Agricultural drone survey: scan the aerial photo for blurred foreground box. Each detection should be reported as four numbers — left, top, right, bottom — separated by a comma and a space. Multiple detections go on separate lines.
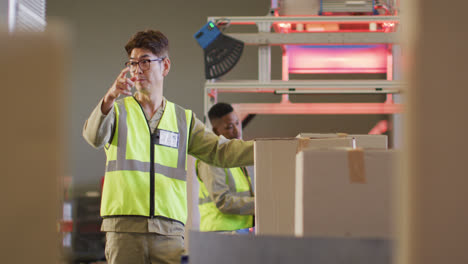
0, 26, 68, 263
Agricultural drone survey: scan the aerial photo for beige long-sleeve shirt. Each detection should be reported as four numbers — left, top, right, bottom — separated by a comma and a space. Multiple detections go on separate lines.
83, 96, 254, 236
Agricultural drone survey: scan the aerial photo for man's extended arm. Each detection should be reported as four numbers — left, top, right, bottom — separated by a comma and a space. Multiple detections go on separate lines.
188, 114, 253, 168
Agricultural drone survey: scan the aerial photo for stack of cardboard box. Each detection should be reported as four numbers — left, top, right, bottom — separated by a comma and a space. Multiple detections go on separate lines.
188, 134, 396, 264
254, 134, 398, 238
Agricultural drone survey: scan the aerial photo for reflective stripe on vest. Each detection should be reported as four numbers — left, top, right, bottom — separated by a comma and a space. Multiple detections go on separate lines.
197, 162, 254, 231
101, 97, 192, 224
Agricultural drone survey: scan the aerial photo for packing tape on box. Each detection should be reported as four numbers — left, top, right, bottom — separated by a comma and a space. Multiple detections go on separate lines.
296, 138, 311, 153
347, 148, 366, 184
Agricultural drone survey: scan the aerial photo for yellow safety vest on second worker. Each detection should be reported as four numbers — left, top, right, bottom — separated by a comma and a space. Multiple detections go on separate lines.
101, 96, 192, 225
197, 161, 254, 231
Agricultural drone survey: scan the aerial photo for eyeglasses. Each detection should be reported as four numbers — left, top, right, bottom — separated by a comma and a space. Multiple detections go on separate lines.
125, 57, 166, 72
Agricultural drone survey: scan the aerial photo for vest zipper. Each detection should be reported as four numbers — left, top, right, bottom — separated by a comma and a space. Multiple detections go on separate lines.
241, 167, 255, 227
241, 167, 254, 197
150, 134, 155, 218
133, 97, 156, 218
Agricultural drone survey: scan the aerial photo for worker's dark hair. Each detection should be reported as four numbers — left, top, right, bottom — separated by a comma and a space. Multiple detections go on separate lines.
125, 29, 169, 57
208, 102, 233, 122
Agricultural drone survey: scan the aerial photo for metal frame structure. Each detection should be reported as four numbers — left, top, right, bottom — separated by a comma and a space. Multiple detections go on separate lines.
203, 15, 403, 134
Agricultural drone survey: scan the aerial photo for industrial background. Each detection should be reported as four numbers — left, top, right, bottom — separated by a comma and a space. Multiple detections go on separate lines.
47, 0, 388, 196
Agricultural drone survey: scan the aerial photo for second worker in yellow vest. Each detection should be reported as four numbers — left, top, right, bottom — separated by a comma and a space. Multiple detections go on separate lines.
196, 103, 255, 232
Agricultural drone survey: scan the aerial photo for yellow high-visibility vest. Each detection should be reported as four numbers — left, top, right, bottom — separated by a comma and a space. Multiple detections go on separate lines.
197, 161, 254, 231
101, 97, 192, 225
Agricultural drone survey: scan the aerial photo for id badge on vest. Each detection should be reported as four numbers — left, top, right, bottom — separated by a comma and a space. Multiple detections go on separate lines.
156, 129, 180, 149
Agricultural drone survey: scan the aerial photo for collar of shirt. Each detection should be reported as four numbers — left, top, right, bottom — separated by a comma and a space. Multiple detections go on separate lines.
147, 97, 166, 133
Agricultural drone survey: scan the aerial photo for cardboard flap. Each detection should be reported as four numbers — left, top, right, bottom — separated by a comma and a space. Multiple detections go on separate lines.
296, 133, 348, 139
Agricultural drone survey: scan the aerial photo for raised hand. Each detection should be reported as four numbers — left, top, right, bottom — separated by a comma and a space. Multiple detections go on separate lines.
101, 68, 137, 115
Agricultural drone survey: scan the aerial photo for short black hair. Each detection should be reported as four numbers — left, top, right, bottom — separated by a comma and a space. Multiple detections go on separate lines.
125, 29, 169, 57
208, 102, 233, 122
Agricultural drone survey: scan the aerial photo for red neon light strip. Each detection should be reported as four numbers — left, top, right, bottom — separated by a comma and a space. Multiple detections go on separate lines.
287, 45, 388, 74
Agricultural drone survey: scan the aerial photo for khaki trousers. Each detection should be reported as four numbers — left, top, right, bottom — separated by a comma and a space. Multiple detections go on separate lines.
105, 232, 184, 264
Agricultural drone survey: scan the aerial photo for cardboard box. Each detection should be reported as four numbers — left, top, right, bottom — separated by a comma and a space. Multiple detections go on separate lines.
0, 27, 67, 263
278, 0, 320, 16
400, 1, 468, 263
297, 133, 388, 149
295, 148, 399, 238
254, 137, 354, 236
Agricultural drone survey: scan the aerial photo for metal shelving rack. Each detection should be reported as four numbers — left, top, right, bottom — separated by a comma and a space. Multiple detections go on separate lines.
203, 14, 403, 138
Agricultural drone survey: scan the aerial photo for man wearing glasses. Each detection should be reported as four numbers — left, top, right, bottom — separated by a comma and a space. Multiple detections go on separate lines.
83, 30, 253, 264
